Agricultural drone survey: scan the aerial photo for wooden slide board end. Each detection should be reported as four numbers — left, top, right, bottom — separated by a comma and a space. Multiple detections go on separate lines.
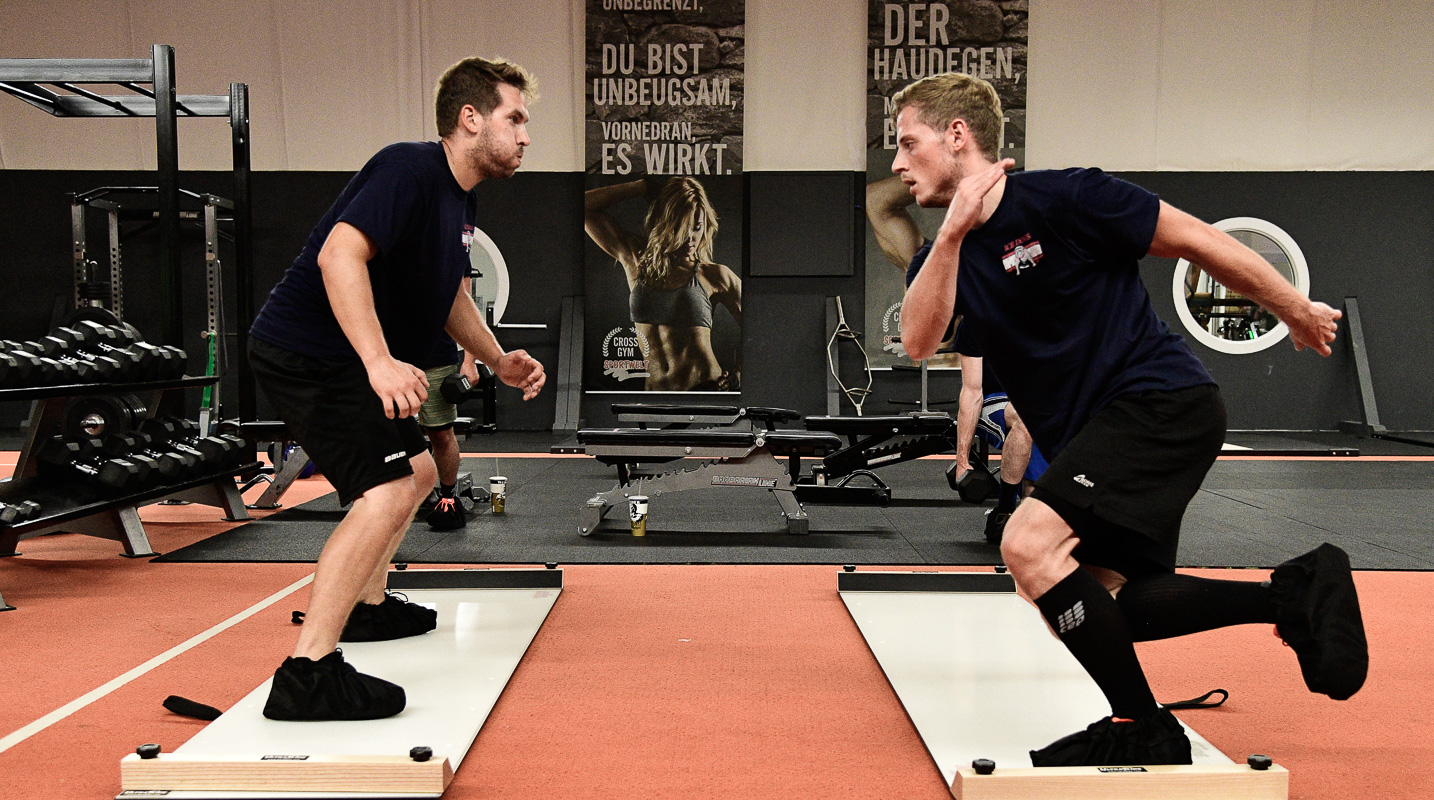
953, 762, 1288, 800
120, 752, 454, 793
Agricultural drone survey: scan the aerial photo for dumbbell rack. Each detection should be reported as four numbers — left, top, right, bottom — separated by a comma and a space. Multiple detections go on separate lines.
0, 376, 259, 611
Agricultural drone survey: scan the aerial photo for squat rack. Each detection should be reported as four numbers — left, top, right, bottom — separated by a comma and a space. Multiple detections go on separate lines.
0, 44, 256, 420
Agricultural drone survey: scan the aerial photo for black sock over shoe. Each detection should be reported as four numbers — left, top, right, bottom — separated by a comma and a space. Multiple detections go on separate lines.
996, 479, 1021, 513
1034, 568, 1158, 719
438, 482, 456, 498
1117, 573, 1276, 642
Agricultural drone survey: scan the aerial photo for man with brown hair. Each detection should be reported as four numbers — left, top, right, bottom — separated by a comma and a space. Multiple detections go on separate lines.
895, 71, 1366, 765
248, 56, 545, 721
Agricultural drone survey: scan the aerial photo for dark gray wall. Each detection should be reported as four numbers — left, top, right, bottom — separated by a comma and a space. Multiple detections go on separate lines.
1, 169, 1429, 431
1122, 171, 1434, 431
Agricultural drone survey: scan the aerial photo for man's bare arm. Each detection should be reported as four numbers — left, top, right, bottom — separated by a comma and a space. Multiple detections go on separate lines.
318, 222, 428, 419
953, 353, 983, 472
446, 285, 545, 400
1149, 202, 1340, 355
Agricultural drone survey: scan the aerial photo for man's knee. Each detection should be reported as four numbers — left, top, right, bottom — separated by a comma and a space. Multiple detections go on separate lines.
409, 450, 438, 493
999, 499, 1077, 583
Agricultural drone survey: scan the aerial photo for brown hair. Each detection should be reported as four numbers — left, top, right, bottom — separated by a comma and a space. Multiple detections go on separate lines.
890, 72, 1002, 161
435, 57, 537, 137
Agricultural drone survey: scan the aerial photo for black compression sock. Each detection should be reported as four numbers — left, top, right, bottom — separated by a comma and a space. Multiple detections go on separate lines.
1034, 569, 1158, 719
438, 482, 456, 499
1117, 573, 1276, 642
996, 479, 1022, 512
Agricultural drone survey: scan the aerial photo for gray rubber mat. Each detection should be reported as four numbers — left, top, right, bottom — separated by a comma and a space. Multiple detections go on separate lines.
156, 457, 1434, 569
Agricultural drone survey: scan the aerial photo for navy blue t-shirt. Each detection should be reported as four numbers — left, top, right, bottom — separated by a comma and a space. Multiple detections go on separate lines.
420, 333, 461, 370
905, 168, 1213, 458
250, 141, 477, 365
950, 318, 1004, 396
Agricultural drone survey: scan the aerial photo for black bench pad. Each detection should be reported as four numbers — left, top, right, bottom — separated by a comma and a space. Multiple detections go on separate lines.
803, 414, 953, 435
764, 431, 844, 457
611, 403, 740, 417
577, 429, 755, 448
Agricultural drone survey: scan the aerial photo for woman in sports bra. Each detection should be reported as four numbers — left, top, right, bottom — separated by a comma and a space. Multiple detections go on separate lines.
585, 176, 742, 391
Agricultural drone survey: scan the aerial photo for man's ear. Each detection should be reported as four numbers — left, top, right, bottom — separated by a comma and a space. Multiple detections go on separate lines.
947, 118, 967, 150
462, 104, 484, 135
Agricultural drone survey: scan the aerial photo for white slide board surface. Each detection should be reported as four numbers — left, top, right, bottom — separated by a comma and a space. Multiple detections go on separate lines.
121, 577, 559, 799
841, 575, 1230, 785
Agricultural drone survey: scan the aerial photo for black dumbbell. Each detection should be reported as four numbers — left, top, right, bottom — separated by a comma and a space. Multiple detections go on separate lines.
946, 461, 998, 503
0, 352, 24, 389
0, 500, 41, 525
36, 436, 151, 492
5, 348, 63, 386
103, 432, 196, 484
141, 419, 243, 471
440, 372, 477, 404
71, 320, 139, 349
132, 342, 188, 380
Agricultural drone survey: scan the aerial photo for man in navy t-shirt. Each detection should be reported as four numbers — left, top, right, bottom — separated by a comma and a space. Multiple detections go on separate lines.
247, 57, 545, 722
892, 72, 1365, 765
867, 176, 1040, 544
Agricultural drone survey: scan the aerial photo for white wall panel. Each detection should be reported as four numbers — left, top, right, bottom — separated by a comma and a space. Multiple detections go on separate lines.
1024, 0, 1162, 170
745, 0, 866, 170
0, 0, 1430, 172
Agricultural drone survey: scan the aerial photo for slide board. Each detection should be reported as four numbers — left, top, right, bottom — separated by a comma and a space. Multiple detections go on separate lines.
119, 569, 561, 799
837, 571, 1258, 790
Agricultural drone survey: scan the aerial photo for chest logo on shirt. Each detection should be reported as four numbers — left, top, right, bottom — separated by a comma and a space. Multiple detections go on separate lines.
1002, 233, 1044, 275
462, 224, 475, 253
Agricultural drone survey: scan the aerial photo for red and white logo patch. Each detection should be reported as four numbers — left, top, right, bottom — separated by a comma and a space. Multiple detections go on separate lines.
1002, 233, 1043, 275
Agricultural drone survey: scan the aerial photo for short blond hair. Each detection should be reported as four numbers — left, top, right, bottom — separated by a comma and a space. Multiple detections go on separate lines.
435, 56, 538, 137
890, 72, 1002, 161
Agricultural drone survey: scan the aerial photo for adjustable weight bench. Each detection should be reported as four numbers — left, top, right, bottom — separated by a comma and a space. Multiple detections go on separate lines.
803, 411, 994, 498
575, 427, 843, 535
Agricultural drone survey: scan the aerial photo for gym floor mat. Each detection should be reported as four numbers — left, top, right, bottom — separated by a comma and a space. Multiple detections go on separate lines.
155, 456, 1434, 570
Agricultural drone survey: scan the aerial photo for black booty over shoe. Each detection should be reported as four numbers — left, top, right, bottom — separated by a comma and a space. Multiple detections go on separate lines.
262, 650, 405, 721
1270, 542, 1368, 700
1030, 709, 1192, 767
340, 592, 438, 643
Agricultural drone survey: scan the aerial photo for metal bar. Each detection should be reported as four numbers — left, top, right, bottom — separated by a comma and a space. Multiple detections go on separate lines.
552, 296, 584, 432
204, 199, 222, 420
826, 297, 841, 416
153, 45, 182, 350
0, 81, 60, 110
70, 198, 87, 312
0, 58, 155, 83
232, 83, 256, 422
44, 94, 230, 117
51, 82, 129, 112
1343, 297, 1383, 430
118, 80, 155, 98
107, 206, 124, 319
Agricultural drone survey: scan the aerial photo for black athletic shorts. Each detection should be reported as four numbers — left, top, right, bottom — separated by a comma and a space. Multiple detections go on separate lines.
249, 338, 429, 507
1030, 384, 1225, 578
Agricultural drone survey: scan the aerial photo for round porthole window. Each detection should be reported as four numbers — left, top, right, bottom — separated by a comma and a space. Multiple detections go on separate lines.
468, 227, 510, 325
1172, 217, 1309, 354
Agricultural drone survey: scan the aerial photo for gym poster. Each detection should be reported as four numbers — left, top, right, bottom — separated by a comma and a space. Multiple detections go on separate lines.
583, 0, 745, 393
864, 0, 1029, 369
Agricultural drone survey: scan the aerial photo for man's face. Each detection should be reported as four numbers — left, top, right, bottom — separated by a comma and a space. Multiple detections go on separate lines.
471, 83, 530, 179
891, 106, 959, 207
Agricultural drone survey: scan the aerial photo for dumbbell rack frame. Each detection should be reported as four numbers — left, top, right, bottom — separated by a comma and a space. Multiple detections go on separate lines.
0, 376, 258, 611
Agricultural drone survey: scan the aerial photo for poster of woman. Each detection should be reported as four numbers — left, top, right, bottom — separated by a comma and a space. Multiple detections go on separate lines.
584, 175, 742, 391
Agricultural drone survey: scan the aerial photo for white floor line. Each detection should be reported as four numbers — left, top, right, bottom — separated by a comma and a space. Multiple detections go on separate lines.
0, 573, 314, 754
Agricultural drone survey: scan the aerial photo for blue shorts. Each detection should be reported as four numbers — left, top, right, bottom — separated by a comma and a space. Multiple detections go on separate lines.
978, 393, 1048, 482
